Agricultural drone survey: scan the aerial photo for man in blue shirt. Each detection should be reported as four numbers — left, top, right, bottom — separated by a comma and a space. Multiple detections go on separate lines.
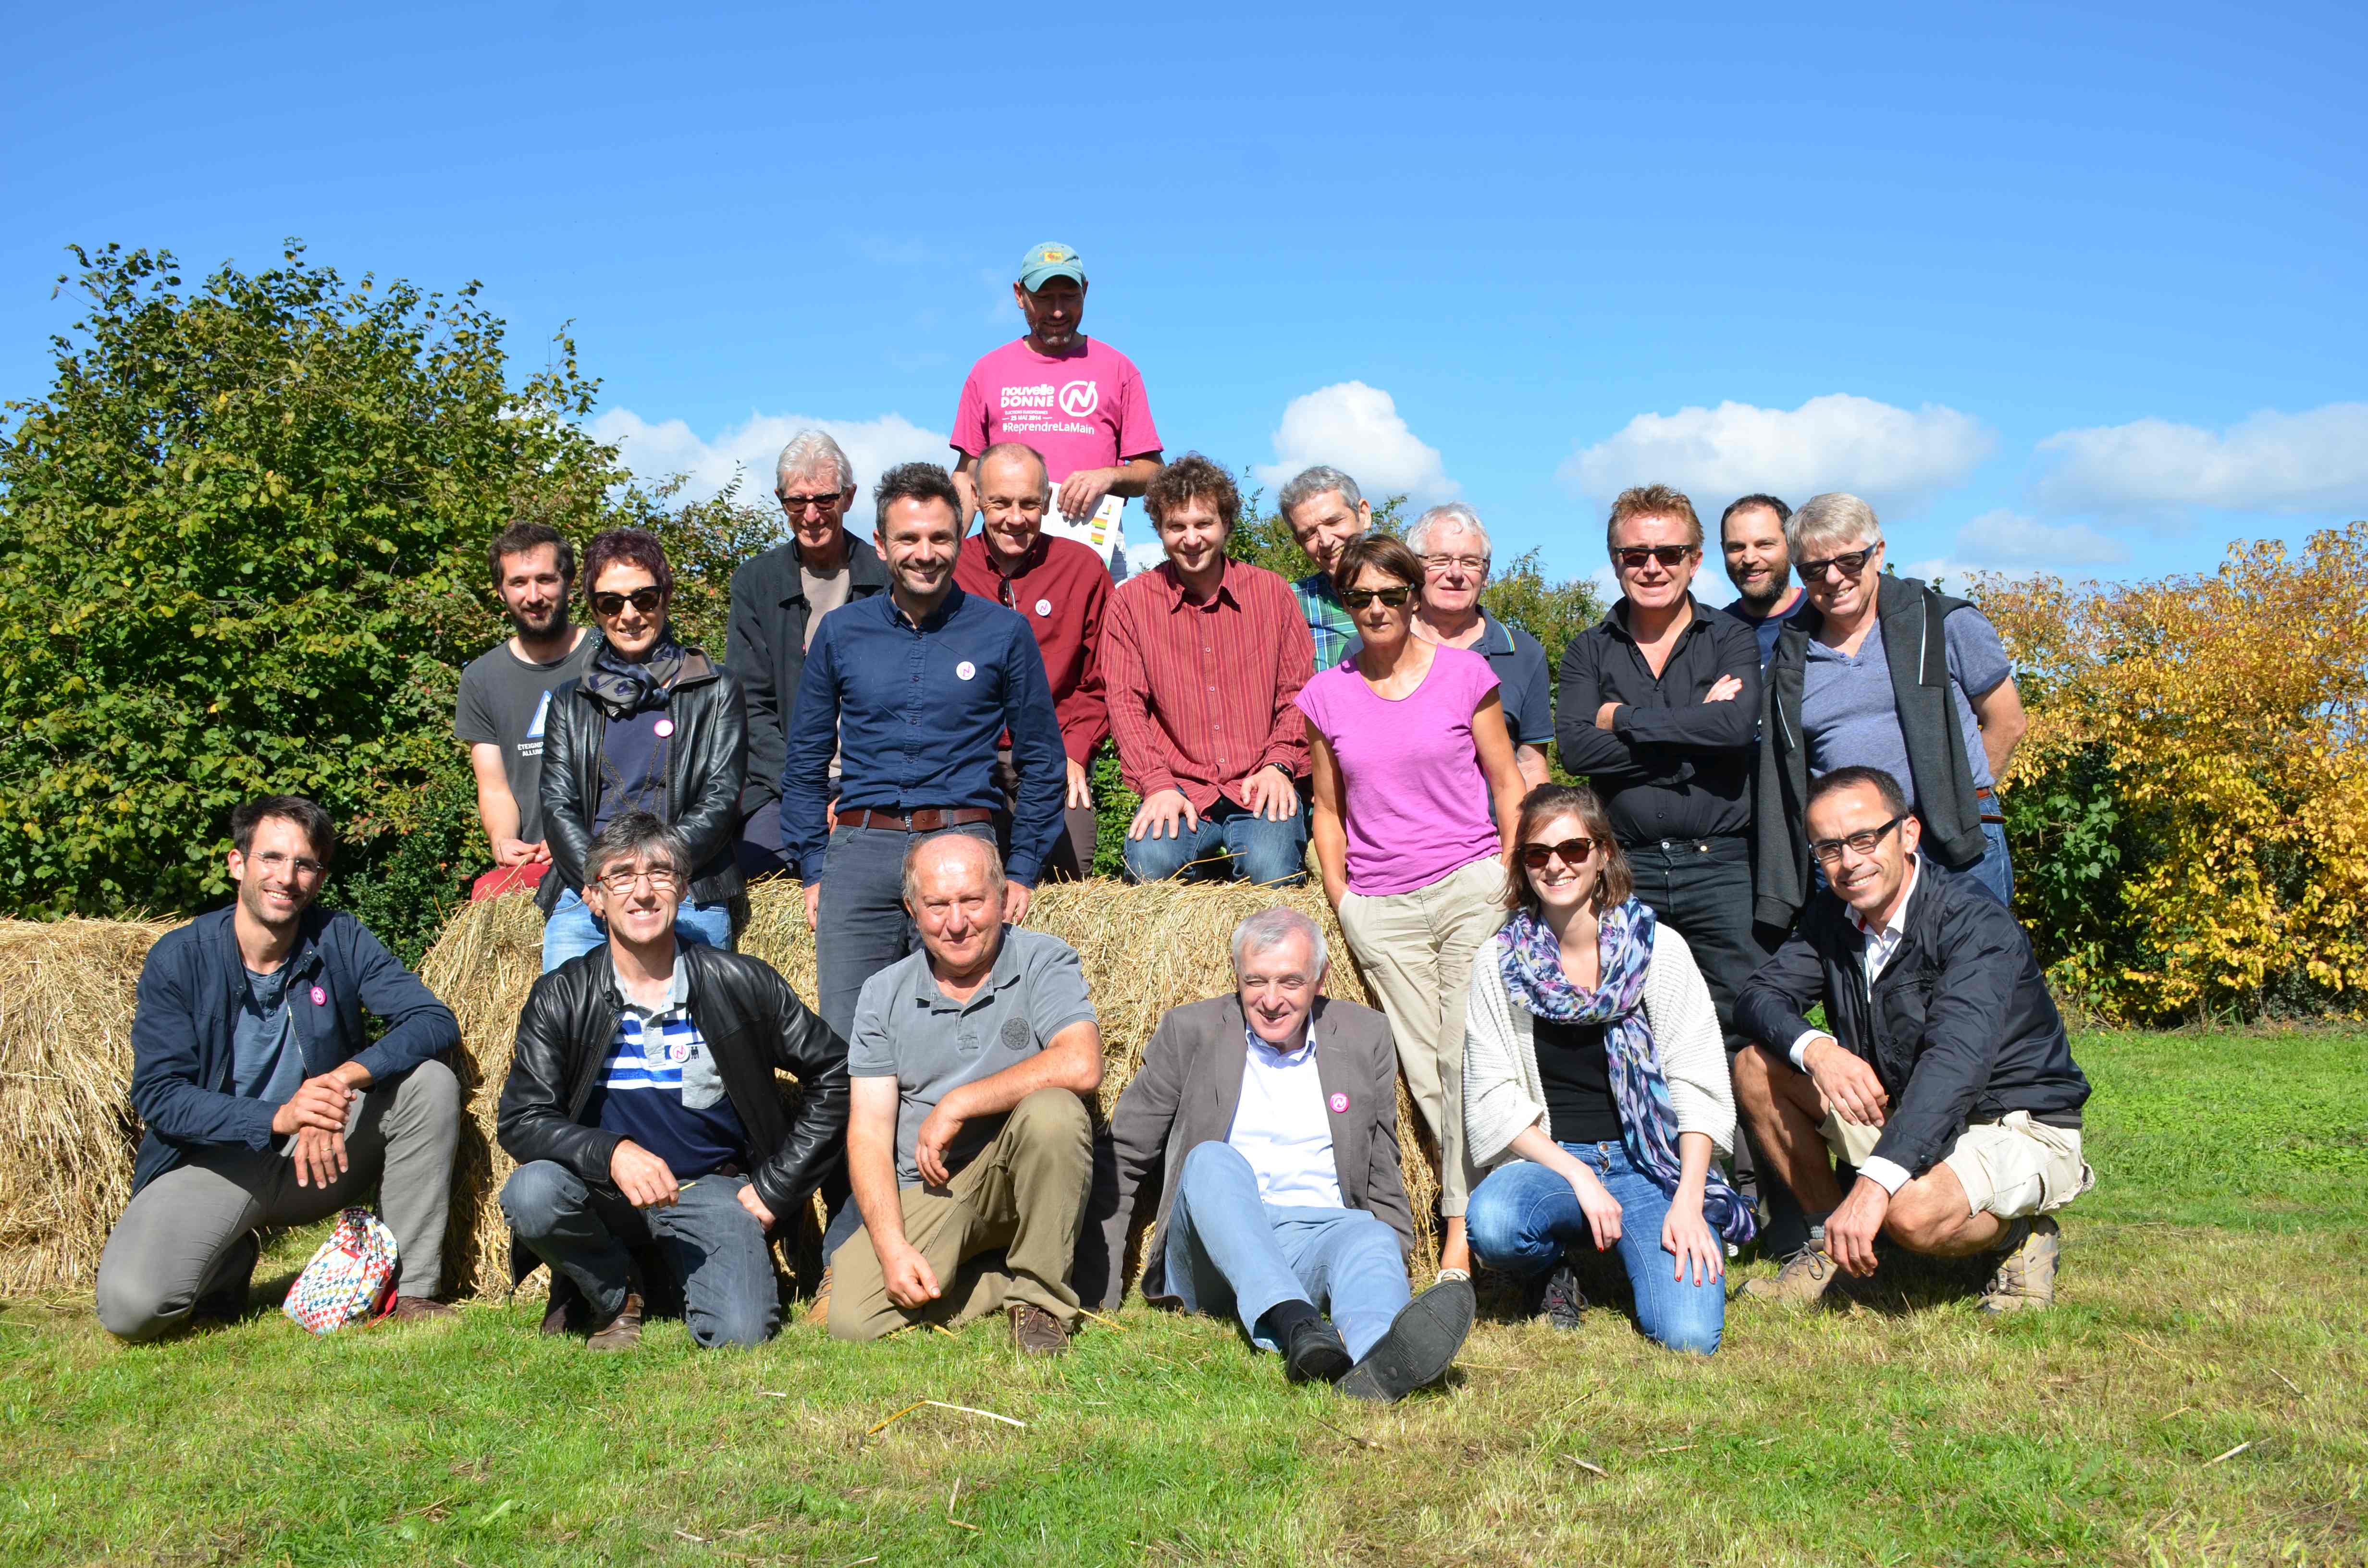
1717, 493, 1813, 668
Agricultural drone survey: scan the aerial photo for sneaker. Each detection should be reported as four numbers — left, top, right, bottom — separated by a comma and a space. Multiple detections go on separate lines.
586, 1292, 645, 1352
1009, 1303, 1070, 1357
1978, 1216, 2060, 1314
1742, 1242, 1839, 1309
381, 1296, 458, 1325
1282, 1317, 1353, 1385
1528, 1260, 1587, 1331
1339, 1278, 1476, 1404
191, 1234, 260, 1325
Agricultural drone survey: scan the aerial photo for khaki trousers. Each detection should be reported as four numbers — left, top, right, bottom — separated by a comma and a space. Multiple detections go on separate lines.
827, 1088, 1094, 1342
1333, 855, 1503, 1218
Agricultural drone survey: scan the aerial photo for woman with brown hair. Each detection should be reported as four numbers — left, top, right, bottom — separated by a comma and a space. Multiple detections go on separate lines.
1296, 533, 1528, 1279
1461, 784, 1753, 1352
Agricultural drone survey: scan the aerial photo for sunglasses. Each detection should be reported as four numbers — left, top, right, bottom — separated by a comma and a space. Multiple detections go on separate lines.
1613, 545, 1696, 570
1808, 812, 1909, 865
779, 490, 846, 512
590, 587, 665, 618
1797, 547, 1876, 583
1340, 586, 1413, 610
1518, 836, 1597, 869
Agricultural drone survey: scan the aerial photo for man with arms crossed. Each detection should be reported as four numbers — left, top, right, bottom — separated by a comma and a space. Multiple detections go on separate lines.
830, 836, 1101, 1353
1105, 907, 1476, 1402
456, 522, 600, 898
1277, 465, 1371, 672
950, 242, 1164, 578
1734, 766, 2093, 1312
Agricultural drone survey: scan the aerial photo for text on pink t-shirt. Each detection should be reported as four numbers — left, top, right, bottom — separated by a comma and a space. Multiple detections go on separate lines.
951, 336, 1162, 482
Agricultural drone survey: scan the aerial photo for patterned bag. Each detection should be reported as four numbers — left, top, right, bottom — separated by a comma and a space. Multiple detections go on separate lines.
281, 1208, 400, 1334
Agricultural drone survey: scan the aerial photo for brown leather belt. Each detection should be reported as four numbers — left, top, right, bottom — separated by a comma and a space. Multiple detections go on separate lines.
841, 806, 996, 833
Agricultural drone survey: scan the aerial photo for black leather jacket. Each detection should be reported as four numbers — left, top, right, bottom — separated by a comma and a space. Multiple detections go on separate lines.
537, 648, 747, 914
495, 942, 849, 1229
1737, 859, 2090, 1179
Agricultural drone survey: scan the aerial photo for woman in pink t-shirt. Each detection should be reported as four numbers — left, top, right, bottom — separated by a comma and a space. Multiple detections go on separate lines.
1296, 535, 1528, 1278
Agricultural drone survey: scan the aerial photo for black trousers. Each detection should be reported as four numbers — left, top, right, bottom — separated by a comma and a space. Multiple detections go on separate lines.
1624, 834, 1769, 1054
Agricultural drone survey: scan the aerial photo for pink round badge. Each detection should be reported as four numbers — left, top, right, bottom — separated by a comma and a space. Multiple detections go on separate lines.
310, 985, 326, 1006
653, 718, 676, 738
1328, 1091, 1349, 1114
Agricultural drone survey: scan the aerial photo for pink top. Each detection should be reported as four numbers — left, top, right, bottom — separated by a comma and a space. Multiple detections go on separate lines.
1296, 644, 1504, 897
951, 336, 1163, 480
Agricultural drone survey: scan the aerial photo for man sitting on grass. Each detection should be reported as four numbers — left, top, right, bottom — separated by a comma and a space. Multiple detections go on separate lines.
828, 834, 1101, 1353
1734, 766, 2094, 1312
97, 795, 463, 1340
1103, 907, 1476, 1401
496, 811, 849, 1350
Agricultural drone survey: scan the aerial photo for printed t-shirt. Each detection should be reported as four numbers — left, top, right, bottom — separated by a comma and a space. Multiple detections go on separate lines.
951, 336, 1161, 570
1295, 645, 1503, 897
1802, 608, 2012, 804
454, 632, 601, 843
588, 961, 750, 1181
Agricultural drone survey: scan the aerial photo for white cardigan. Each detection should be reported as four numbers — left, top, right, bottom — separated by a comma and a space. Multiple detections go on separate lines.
1462, 922, 1738, 1168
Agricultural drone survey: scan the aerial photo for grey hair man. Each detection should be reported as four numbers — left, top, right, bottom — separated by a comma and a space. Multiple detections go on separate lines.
1750, 492, 2029, 929
726, 430, 892, 879
1405, 503, 1554, 789
1718, 493, 1812, 670
1278, 465, 1371, 672
829, 834, 1102, 1354
1102, 906, 1477, 1403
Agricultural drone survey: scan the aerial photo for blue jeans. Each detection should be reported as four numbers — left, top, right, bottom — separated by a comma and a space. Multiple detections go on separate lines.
1963, 812, 2015, 908
1162, 1142, 1408, 1361
1122, 797, 1307, 887
540, 887, 735, 973
500, 1159, 779, 1348
1466, 1141, 1726, 1356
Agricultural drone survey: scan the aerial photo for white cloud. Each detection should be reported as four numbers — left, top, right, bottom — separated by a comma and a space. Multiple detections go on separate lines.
1953, 508, 2129, 566
587, 408, 950, 502
2033, 403, 2368, 514
1254, 381, 1458, 504
1563, 393, 1995, 517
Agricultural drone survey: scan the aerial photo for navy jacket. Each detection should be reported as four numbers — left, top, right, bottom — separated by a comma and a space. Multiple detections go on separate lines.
127, 905, 461, 1192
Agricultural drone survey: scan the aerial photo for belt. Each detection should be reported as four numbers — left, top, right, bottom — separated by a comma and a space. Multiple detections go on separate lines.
842, 806, 996, 833
1976, 785, 2005, 826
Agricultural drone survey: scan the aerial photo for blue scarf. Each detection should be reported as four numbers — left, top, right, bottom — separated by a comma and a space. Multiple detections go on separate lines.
1497, 898, 1758, 1246
581, 628, 691, 719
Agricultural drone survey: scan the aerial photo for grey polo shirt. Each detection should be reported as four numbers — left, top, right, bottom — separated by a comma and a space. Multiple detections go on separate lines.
847, 926, 1097, 1186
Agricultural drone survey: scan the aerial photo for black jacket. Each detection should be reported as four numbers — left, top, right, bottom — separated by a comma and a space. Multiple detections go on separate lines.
496, 942, 849, 1230
1554, 593, 1762, 845
726, 534, 891, 816
1736, 860, 2089, 1180
537, 649, 747, 914
1752, 574, 1990, 930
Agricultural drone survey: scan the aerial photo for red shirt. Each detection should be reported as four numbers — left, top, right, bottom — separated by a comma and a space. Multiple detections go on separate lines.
952, 531, 1111, 766
1101, 558, 1315, 812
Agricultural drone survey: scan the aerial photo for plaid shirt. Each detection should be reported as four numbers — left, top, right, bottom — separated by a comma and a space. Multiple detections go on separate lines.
1293, 571, 1358, 672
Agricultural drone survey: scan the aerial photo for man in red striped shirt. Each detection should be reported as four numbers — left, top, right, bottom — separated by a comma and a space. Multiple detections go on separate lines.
1102, 454, 1315, 886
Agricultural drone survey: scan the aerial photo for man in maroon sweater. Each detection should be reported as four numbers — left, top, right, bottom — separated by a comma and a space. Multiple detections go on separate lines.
951, 442, 1111, 880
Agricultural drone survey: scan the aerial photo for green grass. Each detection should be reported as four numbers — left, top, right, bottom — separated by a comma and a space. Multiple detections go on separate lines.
4, 1028, 2365, 1566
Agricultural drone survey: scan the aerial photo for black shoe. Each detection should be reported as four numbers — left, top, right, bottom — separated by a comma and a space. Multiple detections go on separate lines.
1338, 1279, 1476, 1404
1282, 1317, 1353, 1384
191, 1234, 260, 1325
1528, 1260, 1586, 1331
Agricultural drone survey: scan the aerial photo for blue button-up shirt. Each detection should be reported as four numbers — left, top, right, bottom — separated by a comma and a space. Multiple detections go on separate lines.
780, 586, 1066, 884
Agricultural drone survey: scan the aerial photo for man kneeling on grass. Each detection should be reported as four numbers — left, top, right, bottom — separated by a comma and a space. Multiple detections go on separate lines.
496, 812, 849, 1349
1733, 766, 2094, 1312
98, 796, 463, 1340
1103, 907, 1476, 1401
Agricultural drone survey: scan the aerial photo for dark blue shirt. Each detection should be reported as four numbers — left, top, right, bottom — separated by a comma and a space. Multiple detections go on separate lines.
590, 707, 671, 838
780, 586, 1066, 883
1725, 590, 1816, 670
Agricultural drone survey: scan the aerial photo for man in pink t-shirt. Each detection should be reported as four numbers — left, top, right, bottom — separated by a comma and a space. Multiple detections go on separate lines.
951, 241, 1164, 579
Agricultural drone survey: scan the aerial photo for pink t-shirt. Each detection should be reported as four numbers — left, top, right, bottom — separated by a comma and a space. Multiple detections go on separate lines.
951, 336, 1162, 480
1295, 645, 1504, 897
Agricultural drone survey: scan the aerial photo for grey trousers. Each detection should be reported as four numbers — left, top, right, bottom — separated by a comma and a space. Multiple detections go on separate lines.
95, 1059, 462, 1340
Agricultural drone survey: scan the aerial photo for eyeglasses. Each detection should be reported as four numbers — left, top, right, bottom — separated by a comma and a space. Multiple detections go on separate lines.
1613, 545, 1697, 570
597, 867, 681, 895
252, 851, 328, 880
590, 587, 665, 618
779, 490, 846, 513
1808, 813, 1910, 865
1421, 554, 1490, 576
1339, 586, 1413, 610
1797, 547, 1876, 584
1518, 837, 1597, 869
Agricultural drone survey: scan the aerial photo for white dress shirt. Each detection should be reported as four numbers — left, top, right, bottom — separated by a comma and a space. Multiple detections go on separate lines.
1226, 1025, 1344, 1210
1791, 854, 1923, 1195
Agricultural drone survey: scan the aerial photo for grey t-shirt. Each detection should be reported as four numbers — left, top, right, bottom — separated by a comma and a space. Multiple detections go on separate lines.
455, 631, 601, 844
1802, 607, 2012, 804
233, 962, 308, 1105
847, 927, 1097, 1186
801, 566, 852, 778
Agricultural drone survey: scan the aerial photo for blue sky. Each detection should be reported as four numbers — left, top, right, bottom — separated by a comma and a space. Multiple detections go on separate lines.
3, 1, 2363, 599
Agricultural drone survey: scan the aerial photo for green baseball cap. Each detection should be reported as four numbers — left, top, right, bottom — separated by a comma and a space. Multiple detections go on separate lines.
1018, 240, 1086, 291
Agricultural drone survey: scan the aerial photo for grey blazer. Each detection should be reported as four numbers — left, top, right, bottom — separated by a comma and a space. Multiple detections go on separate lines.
1102, 994, 1417, 1308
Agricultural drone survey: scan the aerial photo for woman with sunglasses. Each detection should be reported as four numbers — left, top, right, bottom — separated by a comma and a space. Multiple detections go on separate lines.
1296, 533, 1528, 1280
1462, 784, 1755, 1353
536, 529, 748, 972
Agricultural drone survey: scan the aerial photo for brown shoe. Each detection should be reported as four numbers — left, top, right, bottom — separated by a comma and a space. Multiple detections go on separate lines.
381, 1295, 458, 1325
805, 1266, 833, 1325
1009, 1303, 1070, 1357
586, 1292, 645, 1352
1742, 1242, 1840, 1309
1978, 1217, 2060, 1314
540, 1274, 586, 1337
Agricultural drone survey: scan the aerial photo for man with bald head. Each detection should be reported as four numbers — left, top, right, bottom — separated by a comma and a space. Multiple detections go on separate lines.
828, 835, 1103, 1352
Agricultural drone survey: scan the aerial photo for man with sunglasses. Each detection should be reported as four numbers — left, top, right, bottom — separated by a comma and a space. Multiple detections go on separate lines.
1554, 485, 1766, 1055
727, 431, 891, 881
1733, 767, 2092, 1313
1749, 493, 2029, 931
